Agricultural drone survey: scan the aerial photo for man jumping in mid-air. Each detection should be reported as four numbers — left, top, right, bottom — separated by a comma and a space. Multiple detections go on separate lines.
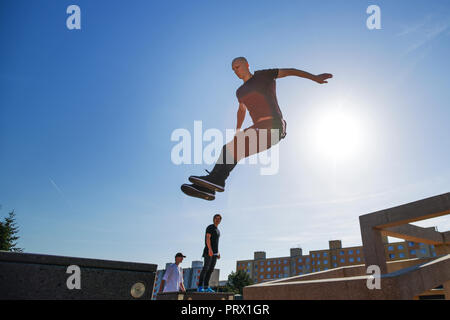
181, 57, 333, 200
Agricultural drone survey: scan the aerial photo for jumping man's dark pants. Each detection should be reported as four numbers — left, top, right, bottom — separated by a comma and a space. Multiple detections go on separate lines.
210, 118, 287, 181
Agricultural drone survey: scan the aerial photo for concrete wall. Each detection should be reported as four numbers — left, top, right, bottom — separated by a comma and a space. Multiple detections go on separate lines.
0, 251, 157, 300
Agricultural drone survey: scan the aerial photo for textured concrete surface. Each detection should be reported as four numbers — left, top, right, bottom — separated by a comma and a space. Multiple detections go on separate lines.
0, 251, 157, 300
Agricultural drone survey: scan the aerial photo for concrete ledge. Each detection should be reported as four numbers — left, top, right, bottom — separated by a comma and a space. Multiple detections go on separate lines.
359, 193, 450, 229
382, 224, 444, 245
156, 292, 235, 300
253, 257, 437, 288
0, 251, 157, 272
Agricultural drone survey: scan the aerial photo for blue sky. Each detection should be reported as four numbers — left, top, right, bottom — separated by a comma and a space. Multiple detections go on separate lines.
1, 0, 449, 280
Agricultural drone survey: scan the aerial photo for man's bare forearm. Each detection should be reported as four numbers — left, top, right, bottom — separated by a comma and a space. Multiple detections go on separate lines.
278, 68, 333, 84
236, 108, 245, 130
206, 237, 212, 252
287, 68, 316, 80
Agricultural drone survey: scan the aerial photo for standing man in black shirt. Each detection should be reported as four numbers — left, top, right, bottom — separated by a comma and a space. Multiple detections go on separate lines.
198, 214, 221, 292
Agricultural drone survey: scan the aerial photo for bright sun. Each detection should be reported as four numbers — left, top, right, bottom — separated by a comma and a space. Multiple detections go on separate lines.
312, 107, 363, 161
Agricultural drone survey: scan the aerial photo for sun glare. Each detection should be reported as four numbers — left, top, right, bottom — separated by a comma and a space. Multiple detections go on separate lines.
312, 107, 363, 161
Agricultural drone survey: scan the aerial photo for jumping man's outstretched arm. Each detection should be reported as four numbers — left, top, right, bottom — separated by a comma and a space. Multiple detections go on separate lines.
277, 68, 333, 84
236, 102, 246, 131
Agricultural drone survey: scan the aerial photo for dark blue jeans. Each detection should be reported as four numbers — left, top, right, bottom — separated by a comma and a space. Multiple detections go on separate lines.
199, 254, 217, 288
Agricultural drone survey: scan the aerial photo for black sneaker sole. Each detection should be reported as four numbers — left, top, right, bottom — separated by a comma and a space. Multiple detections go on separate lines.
181, 184, 215, 201
188, 176, 225, 192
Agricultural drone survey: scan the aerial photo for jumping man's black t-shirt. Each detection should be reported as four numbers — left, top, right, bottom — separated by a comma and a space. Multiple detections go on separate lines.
202, 224, 220, 257
235, 69, 284, 123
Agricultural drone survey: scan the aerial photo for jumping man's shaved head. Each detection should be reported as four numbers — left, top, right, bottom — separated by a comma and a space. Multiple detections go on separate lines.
231, 57, 252, 81
232, 57, 248, 65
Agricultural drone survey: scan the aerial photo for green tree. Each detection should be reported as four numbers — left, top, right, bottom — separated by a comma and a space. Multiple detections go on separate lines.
224, 270, 253, 295
0, 209, 23, 252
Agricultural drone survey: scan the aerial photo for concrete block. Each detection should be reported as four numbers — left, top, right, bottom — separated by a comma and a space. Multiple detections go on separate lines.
0, 251, 157, 300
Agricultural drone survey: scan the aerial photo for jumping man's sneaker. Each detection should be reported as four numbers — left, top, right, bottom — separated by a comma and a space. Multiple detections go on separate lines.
205, 287, 215, 293
197, 286, 205, 292
189, 170, 225, 193
181, 183, 215, 201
